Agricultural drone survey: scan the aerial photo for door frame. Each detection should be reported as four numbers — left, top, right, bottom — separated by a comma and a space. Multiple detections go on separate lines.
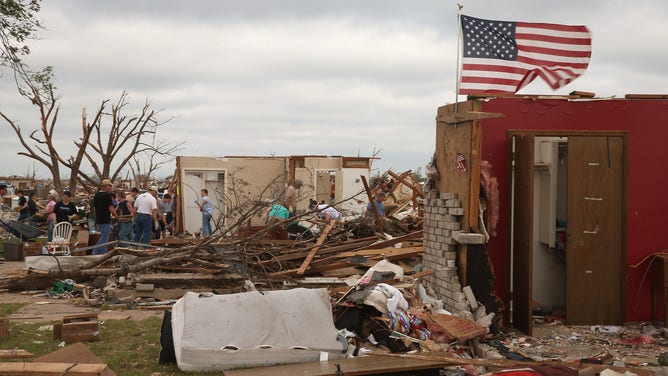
507, 130, 629, 334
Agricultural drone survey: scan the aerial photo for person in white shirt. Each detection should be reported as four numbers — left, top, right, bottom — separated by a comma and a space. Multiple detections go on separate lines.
133, 186, 158, 246
308, 199, 342, 221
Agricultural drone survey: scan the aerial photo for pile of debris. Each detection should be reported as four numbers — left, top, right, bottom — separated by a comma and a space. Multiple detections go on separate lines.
0, 170, 664, 375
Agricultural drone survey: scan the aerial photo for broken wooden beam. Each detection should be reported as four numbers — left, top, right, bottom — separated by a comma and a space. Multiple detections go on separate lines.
354, 231, 423, 251
296, 220, 337, 275
0, 349, 34, 359
0, 362, 112, 375
370, 352, 656, 376
336, 246, 423, 259
361, 175, 383, 232
437, 111, 504, 124
387, 170, 424, 198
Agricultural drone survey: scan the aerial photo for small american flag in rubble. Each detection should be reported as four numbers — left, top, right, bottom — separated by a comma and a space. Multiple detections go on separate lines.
456, 153, 467, 172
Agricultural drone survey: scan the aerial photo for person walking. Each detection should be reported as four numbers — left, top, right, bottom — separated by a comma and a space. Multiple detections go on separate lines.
93, 179, 117, 254
134, 186, 158, 246
199, 189, 214, 236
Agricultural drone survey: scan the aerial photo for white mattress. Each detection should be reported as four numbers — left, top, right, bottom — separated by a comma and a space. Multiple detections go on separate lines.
171, 288, 345, 371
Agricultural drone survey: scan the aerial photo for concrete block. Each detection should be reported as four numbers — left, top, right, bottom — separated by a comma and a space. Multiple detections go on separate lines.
444, 237, 458, 245
449, 207, 465, 216
436, 266, 458, 279
445, 199, 462, 208
451, 231, 486, 244
453, 291, 467, 303
440, 192, 458, 200
454, 301, 470, 312
135, 283, 155, 292
444, 222, 462, 231
463, 286, 479, 310
443, 214, 458, 222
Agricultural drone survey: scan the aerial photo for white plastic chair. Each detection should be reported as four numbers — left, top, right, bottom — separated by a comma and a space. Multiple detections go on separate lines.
48, 222, 73, 255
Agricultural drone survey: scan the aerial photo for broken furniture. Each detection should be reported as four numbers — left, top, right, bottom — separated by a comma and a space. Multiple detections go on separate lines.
53, 313, 101, 342
48, 221, 73, 255
0, 219, 45, 260
170, 288, 345, 372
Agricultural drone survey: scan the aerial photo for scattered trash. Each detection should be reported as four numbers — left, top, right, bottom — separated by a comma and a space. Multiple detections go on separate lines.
590, 325, 623, 334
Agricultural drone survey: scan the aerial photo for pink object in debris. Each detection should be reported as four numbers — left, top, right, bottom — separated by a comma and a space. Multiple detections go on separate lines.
620, 335, 655, 344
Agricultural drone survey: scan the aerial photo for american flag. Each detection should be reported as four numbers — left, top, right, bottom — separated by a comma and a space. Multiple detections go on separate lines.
456, 153, 467, 172
459, 15, 591, 95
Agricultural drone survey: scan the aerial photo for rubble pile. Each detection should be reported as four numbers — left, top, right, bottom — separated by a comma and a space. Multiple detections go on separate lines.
0, 170, 665, 375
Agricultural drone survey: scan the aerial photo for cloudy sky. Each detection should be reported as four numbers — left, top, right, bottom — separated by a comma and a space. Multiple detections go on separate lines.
1, 0, 667, 179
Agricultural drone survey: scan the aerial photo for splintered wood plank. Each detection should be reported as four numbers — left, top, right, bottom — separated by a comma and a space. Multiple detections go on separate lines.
354, 231, 423, 251
296, 220, 336, 275
224, 355, 449, 376
337, 246, 423, 259
387, 170, 423, 197
0, 349, 33, 359
0, 362, 110, 375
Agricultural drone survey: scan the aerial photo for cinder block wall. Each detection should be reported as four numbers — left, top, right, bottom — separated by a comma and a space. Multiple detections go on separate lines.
422, 191, 472, 315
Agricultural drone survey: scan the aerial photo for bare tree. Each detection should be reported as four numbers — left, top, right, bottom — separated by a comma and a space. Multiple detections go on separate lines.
0, 66, 68, 192
2, 78, 182, 193
59, 91, 181, 191
128, 140, 183, 189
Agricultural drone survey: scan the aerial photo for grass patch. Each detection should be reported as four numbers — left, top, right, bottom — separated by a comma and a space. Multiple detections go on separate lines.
0, 303, 25, 317
0, 315, 214, 376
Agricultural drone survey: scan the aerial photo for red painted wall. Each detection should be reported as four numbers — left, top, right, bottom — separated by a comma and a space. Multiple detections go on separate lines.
477, 97, 668, 322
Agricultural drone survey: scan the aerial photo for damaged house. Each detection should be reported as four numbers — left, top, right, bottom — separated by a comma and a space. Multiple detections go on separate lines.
174, 155, 374, 235
426, 93, 668, 336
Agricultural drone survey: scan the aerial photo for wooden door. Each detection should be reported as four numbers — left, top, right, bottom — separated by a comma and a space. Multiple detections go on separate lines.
511, 134, 535, 335
566, 136, 624, 324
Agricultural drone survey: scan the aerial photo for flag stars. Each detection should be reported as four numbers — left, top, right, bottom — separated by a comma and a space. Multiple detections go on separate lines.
461, 15, 518, 60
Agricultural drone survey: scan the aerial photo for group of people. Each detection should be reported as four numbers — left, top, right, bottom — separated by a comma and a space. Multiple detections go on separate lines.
263, 179, 388, 235
15, 190, 39, 225
91, 180, 174, 254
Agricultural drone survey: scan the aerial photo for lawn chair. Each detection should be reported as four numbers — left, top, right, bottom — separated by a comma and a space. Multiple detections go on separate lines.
48, 222, 73, 255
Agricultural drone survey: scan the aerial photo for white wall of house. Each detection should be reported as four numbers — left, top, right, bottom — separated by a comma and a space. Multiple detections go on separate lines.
177, 155, 372, 235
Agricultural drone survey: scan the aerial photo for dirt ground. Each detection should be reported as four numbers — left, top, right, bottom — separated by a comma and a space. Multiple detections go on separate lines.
0, 260, 164, 323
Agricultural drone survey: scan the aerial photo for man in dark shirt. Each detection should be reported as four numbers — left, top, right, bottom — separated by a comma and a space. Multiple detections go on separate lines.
54, 191, 78, 223
93, 179, 117, 254
16, 191, 30, 221
27, 192, 39, 227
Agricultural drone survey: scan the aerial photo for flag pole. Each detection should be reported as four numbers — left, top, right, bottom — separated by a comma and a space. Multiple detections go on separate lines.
455, 4, 463, 112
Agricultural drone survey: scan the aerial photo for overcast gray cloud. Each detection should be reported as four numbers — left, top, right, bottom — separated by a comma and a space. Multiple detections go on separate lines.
1, 0, 667, 179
